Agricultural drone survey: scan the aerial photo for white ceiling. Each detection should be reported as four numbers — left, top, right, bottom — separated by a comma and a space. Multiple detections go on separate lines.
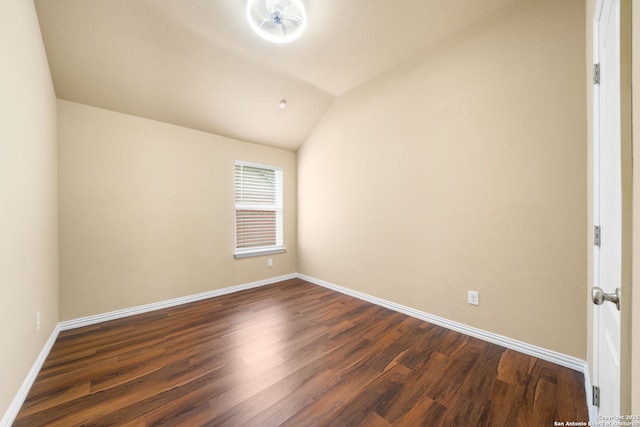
35, 0, 527, 151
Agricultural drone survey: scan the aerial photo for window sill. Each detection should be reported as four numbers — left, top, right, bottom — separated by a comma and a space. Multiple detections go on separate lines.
234, 246, 286, 259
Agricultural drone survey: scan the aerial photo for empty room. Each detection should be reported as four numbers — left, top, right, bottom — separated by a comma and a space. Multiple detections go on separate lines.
2, 0, 639, 425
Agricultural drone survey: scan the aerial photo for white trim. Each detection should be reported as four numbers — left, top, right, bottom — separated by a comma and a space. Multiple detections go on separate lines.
234, 160, 283, 172
234, 160, 284, 253
592, 6, 602, 419
3, 272, 591, 425
583, 362, 598, 423
1, 324, 60, 427
298, 273, 588, 373
234, 246, 286, 259
59, 274, 297, 331
2, 274, 295, 425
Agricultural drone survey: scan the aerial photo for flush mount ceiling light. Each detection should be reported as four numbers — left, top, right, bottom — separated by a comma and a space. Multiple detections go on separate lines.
246, 0, 307, 44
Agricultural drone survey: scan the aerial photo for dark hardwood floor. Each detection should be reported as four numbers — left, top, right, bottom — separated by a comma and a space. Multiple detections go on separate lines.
14, 278, 588, 426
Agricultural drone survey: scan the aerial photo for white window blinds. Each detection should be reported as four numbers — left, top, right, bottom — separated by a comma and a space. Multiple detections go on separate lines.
234, 161, 283, 257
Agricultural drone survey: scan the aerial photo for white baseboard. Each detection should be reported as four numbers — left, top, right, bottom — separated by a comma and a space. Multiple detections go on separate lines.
1, 273, 296, 426
299, 274, 596, 420
298, 273, 588, 373
59, 273, 298, 331
3, 272, 592, 426
1, 324, 60, 427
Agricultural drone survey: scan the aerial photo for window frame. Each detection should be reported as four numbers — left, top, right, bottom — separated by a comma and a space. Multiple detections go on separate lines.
233, 160, 285, 259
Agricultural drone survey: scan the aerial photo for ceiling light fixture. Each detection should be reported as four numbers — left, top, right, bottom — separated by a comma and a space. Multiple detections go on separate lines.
279, 99, 287, 109
246, 0, 307, 44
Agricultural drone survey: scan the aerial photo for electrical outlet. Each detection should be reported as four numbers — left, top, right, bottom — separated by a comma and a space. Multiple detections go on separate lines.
267, 258, 273, 267
36, 312, 41, 331
468, 291, 479, 306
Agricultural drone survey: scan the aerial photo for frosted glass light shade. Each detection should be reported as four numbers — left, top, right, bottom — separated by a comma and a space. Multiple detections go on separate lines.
246, 0, 307, 44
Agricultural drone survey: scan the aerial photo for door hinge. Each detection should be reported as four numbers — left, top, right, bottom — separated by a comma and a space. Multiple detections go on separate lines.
593, 63, 600, 85
594, 225, 601, 247
592, 386, 600, 407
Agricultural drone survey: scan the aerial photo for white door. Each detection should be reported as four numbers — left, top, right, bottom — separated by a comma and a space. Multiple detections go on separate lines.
592, 0, 622, 417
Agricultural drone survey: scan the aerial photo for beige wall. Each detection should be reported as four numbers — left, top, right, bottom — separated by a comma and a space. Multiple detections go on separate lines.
0, 0, 59, 419
57, 100, 297, 320
298, 0, 587, 358
620, 0, 633, 414
632, 0, 640, 415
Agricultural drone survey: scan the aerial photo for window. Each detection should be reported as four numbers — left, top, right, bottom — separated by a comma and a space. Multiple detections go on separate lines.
234, 161, 284, 258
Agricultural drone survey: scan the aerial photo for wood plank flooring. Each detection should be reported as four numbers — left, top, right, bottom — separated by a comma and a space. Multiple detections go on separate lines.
14, 278, 589, 426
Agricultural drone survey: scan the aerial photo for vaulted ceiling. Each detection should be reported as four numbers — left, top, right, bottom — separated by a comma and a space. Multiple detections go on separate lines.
35, 0, 527, 151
